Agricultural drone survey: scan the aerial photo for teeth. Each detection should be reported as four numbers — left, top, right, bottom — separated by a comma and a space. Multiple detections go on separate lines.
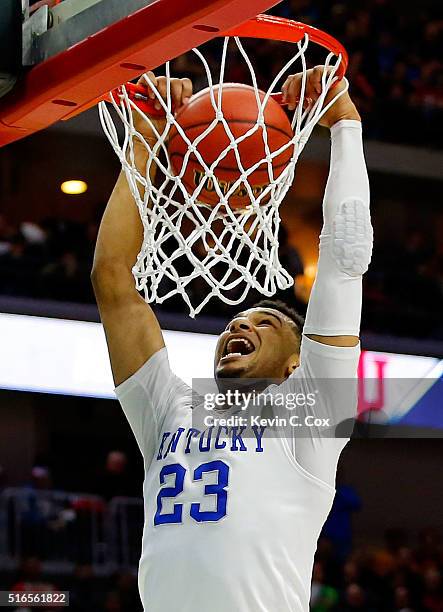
226, 338, 254, 354
223, 352, 242, 359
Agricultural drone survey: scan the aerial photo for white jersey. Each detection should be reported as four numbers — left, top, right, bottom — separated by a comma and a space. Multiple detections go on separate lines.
116, 335, 359, 612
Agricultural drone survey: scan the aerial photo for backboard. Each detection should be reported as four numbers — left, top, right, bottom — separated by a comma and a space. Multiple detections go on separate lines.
0, 0, 282, 147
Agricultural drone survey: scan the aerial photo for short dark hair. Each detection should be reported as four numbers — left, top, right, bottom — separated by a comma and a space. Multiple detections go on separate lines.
251, 299, 305, 339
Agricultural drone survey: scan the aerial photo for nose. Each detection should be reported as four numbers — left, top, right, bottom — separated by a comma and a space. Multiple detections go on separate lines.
228, 317, 253, 334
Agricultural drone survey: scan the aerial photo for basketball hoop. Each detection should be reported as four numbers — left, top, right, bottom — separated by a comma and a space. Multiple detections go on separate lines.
99, 15, 348, 317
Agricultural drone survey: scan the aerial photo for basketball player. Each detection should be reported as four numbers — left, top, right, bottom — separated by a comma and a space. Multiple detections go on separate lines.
92, 66, 372, 611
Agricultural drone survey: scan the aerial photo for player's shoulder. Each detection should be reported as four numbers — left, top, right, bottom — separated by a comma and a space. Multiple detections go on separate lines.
298, 335, 360, 377
116, 346, 190, 399
301, 335, 361, 360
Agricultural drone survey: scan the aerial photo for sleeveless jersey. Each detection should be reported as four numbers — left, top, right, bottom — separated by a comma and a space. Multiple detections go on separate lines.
116, 335, 359, 611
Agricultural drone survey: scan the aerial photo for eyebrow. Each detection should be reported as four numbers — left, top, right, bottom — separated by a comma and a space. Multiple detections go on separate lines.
256, 310, 283, 326
226, 309, 284, 330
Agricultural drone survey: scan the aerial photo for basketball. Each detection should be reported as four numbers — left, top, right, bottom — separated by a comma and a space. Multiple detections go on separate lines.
168, 83, 293, 209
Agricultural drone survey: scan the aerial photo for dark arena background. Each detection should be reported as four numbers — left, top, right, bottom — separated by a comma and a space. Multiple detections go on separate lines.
0, 0, 443, 610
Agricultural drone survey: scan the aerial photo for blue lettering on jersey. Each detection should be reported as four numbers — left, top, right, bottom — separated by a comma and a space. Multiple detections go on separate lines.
215, 425, 228, 449
157, 432, 170, 460
252, 425, 265, 452
156, 425, 267, 460
164, 427, 185, 459
184, 428, 200, 454
198, 426, 213, 452
230, 426, 247, 451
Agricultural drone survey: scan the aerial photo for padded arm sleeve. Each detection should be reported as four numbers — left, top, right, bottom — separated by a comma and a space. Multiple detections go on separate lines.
303, 119, 372, 337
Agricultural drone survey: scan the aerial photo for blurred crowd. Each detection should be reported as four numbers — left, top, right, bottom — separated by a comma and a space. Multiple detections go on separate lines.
364, 227, 443, 339
310, 527, 443, 612
29, 0, 443, 148
0, 558, 141, 612
2, 460, 443, 612
229, 0, 443, 147
4, 533, 443, 612
1, 212, 442, 340
2, 456, 443, 612
2, 0, 443, 340
0, 215, 95, 304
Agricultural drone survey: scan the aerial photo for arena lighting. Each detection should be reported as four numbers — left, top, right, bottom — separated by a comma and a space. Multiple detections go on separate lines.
0, 314, 441, 413
60, 180, 88, 195
304, 264, 317, 279
0, 313, 216, 398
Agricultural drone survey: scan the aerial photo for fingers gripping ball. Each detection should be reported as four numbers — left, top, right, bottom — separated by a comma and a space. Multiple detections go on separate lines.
168, 83, 293, 210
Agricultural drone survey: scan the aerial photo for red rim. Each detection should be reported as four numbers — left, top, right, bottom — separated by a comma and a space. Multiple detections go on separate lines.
108, 82, 286, 115
107, 15, 347, 116
222, 15, 348, 79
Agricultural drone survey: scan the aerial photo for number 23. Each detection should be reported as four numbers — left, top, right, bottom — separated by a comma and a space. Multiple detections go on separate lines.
154, 460, 229, 525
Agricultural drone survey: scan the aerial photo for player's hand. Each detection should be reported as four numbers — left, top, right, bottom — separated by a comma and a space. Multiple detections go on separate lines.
132, 72, 193, 139
282, 65, 361, 128
142, 71, 193, 111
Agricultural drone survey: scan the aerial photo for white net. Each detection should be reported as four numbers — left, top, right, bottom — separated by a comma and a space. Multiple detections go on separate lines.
99, 33, 347, 317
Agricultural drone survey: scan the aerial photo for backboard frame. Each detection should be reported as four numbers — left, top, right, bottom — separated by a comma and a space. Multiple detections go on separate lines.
0, 0, 282, 146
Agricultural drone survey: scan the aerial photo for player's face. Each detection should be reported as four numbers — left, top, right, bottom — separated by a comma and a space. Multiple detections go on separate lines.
214, 308, 300, 380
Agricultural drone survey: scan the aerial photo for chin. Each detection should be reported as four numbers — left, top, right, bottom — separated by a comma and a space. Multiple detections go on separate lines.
216, 363, 249, 379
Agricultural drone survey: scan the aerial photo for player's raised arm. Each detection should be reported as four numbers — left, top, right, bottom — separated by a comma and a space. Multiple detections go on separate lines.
91, 73, 193, 386
283, 66, 372, 348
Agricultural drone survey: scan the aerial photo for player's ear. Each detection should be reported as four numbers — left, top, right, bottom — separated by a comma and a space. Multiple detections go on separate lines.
284, 353, 300, 378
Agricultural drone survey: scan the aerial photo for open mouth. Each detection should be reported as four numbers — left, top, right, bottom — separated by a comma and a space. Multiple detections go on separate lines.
220, 336, 256, 362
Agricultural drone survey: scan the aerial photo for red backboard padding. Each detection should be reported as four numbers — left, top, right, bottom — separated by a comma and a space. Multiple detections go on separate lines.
0, 0, 282, 146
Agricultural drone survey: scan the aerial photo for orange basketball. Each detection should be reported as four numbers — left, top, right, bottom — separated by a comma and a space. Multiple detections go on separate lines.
168, 83, 293, 210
